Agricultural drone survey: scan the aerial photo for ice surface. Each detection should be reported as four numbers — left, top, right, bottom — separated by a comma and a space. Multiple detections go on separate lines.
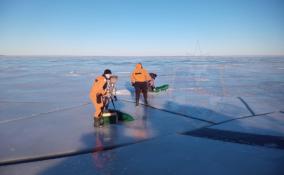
211, 112, 284, 137
1, 135, 283, 175
0, 101, 209, 163
0, 56, 284, 174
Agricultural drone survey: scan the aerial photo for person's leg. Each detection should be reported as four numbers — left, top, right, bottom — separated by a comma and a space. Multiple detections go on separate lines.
134, 83, 141, 106
141, 82, 148, 105
94, 97, 104, 127
90, 95, 97, 117
95, 103, 103, 118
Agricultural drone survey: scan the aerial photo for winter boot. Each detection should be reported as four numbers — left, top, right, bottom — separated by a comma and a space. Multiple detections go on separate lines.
94, 117, 104, 128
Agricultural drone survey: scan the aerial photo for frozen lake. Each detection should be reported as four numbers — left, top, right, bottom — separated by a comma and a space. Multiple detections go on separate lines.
0, 56, 284, 175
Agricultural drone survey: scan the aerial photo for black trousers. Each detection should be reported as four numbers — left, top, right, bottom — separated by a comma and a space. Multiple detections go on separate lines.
134, 82, 148, 104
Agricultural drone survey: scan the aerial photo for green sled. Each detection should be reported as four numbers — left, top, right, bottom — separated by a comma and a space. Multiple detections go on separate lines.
102, 109, 134, 124
153, 84, 169, 93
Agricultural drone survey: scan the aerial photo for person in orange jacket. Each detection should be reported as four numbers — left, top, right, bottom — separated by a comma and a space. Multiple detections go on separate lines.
131, 63, 151, 106
90, 69, 112, 127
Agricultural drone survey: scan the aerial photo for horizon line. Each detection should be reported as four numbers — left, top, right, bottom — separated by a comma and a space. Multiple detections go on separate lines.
1, 54, 284, 57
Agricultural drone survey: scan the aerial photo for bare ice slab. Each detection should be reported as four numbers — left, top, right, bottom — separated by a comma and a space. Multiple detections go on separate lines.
0, 56, 284, 175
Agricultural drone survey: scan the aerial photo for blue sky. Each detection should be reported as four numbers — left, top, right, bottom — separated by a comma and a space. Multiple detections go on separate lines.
0, 0, 283, 56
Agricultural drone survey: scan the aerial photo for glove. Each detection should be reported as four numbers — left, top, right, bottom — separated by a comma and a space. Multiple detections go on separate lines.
114, 95, 117, 101
96, 93, 102, 104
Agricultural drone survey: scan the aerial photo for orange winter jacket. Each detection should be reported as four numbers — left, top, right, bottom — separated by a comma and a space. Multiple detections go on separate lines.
89, 75, 107, 101
131, 63, 151, 83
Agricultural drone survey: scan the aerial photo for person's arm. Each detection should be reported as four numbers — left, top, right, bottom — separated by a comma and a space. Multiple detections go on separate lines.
144, 69, 152, 81
95, 77, 107, 96
90, 78, 104, 104
89, 80, 96, 101
130, 71, 135, 85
